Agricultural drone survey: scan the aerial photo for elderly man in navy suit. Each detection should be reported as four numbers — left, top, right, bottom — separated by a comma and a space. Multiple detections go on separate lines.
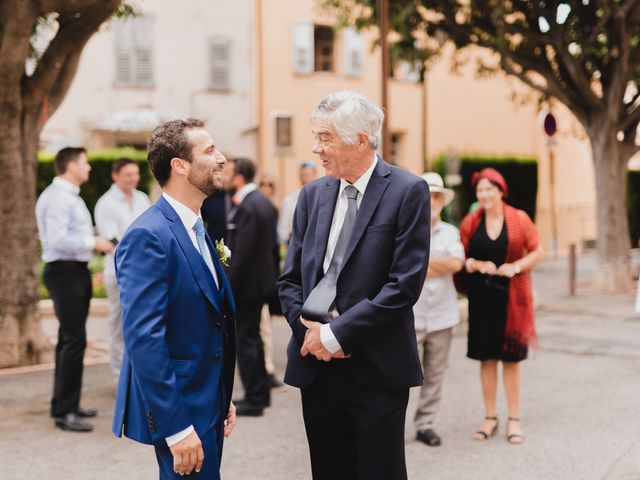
113, 119, 236, 479
278, 91, 431, 480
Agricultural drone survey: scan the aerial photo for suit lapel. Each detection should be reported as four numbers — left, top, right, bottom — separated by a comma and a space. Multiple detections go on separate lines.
339, 159, 391, 274
157, 197, 223, 316
314, 179, 340, 282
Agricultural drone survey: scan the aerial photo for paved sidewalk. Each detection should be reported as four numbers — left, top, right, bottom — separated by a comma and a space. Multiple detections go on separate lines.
0, 254, 638, 479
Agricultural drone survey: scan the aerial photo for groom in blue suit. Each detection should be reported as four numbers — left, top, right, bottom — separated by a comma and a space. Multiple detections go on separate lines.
112, 118, 236, 479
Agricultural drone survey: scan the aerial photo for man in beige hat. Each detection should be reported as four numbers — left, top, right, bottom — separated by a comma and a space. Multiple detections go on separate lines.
413, 172, 464, 446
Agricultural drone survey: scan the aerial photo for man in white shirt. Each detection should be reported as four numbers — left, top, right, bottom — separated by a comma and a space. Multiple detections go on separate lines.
277, 161, 317, 245
95, 158, 151, 379
413, 173, 464, 447
36, 147, 115, 432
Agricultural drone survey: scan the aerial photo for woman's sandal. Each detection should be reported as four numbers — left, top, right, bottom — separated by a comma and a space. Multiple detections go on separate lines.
473, 416, 499, 440
507, 417, 524, 445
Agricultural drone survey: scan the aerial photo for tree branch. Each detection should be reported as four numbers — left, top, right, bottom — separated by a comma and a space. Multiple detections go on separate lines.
23, 0, 121, 116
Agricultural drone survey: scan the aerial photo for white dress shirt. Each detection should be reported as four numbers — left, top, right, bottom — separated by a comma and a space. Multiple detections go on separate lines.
161, 192, 223, 446
95, 184, 151, 276
413, 221, 465, 333
162, 193, 219, 289
36, 177, 96, 262
320, 155, 378, 353
235, 182, 257, 204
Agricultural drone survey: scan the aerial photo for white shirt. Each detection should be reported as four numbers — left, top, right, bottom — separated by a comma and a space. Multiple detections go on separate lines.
95, 184, 150, 275
36, 177, 96, 262
162, 193, 219, 290
413, 221, 465, 332
320, 155, 378, 353
277, 188, 300, 244
235, 182, 257, 204
162, 192, 222, 446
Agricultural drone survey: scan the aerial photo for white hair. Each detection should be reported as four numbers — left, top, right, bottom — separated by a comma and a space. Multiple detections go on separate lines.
312, 91, 384, 149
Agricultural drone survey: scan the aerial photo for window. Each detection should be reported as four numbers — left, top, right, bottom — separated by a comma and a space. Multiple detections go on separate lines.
209, 37, 231, 91
343, 27, 363, 77
314, 26, 334, 72
275, 114, 292, 148
390, 133, 402, 165
114, 16, 154, 86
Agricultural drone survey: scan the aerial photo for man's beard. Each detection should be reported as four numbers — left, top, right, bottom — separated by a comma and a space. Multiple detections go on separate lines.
188, 169, 221, 197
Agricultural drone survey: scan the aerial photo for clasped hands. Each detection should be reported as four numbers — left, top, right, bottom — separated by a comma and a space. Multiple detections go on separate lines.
470, 260, 518, 278
300, 317, 350, 362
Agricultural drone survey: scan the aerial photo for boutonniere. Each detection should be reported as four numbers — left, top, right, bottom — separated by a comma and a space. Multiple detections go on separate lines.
215, 239, 231, 267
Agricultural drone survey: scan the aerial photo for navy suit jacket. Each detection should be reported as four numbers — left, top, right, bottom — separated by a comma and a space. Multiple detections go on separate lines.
112, 195, 236, 445
278, 158, 430, 390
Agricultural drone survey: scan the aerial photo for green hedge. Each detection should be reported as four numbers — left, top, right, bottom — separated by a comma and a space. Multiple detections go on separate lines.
431, 155, 538, 225
37, 147, 152, 220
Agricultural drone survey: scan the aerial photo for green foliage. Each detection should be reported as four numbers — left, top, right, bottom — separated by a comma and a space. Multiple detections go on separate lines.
431, 155, 538, 225
37, 147, 152, 220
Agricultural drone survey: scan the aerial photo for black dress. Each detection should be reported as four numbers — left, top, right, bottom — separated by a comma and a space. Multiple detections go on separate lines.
467, 216, 527, 362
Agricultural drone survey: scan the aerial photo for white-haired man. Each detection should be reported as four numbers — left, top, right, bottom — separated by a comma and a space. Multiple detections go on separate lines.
279, 91, 430, 480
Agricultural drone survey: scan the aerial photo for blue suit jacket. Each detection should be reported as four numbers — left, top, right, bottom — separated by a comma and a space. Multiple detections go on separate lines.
278, 158, 430, 390
112, 196, 236, 445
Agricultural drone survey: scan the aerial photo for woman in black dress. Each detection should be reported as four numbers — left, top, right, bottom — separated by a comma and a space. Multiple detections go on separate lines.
459, 168, 544, 444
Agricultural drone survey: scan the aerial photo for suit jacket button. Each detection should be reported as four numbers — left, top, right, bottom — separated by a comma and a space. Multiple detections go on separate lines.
213, 353, 221, 361
215, 322, 222, 329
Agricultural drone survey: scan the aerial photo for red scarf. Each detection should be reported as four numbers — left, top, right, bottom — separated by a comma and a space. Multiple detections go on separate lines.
459, 204, 539, 354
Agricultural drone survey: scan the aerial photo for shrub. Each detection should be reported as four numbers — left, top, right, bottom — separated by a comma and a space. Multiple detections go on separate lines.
431, 155, 538, 225
38, 147, 152, 220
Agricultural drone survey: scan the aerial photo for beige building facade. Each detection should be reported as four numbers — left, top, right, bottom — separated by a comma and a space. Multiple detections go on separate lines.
42, 0, 257, 159
40, 0, 605, 253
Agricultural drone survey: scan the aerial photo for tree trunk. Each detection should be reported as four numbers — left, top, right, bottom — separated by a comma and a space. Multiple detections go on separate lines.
587, 125, 633, 292
0, 108, 49, 367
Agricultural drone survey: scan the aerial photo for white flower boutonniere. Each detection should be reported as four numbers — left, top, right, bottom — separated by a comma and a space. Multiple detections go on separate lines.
215, 239, 231, 267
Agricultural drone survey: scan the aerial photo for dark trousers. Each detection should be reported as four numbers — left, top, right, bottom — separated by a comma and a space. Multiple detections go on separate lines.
301, 361, 410, 480
154, 425, 224, 480
43, 261, 92, 417
235, 299, 270, 407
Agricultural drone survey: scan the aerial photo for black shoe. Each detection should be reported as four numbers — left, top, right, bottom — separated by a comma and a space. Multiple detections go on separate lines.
416, 428, 442, 446
235, 402, 264, 417
76, 407, 97, 418
52, 407, 97, 419
267, 373, 285, 389
54, 413, 94, 432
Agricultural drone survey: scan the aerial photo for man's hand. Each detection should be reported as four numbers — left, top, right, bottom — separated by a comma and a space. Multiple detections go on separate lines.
94, 236, 115, 254
224, 402, 236, 438
300, 318, 332, 361
169, 430, 204, 476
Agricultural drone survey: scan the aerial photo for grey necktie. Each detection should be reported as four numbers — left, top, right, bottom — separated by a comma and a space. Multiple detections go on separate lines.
193, 217, 217, 285
301, 185, 358, 321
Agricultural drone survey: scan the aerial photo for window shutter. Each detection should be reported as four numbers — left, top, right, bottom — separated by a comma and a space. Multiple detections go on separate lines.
134, 17, 154, 85
209, 37, 231, 91
114, 20, 133, 84
292, 21, 313, 75
343, 27, 363, 77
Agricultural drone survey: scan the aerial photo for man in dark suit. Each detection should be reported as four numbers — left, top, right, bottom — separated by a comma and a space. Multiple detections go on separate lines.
223, 157, 278, 416
278, 91, 431, 480
112, 118, 236, 479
